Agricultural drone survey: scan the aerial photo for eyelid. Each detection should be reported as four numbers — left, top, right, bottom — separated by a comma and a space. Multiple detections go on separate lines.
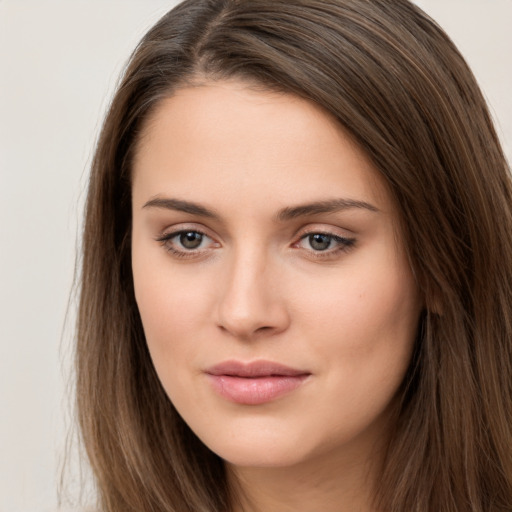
156, 229, 211, 244
155, 224, 221, 259
292, 225, 357, 257
293, 223, 356, 241
295, 231, 355, 248
156, 222, 218, 241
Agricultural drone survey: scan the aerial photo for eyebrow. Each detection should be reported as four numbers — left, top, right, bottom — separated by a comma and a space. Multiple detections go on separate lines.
143, 197, 219, 218
276, 198, 379, 221
142, 196, 379, 221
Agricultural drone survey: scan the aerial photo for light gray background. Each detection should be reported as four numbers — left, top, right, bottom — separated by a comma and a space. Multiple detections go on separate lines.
1, 1, 511, 511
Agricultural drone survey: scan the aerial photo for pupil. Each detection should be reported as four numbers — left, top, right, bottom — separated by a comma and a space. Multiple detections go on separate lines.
180, 232, 202, 249
310, 233, 331, 251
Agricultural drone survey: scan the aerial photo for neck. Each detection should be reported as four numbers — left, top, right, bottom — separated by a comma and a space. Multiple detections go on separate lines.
227, 441, 383, 512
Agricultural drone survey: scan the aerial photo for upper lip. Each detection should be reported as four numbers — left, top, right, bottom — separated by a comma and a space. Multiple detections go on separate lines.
205, 360, 310, 378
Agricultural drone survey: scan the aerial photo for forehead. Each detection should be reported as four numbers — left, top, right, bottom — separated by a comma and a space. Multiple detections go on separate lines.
132, 80, 393, 215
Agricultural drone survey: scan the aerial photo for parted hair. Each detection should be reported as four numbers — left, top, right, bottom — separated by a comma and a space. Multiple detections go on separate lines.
76, 1, 512, 510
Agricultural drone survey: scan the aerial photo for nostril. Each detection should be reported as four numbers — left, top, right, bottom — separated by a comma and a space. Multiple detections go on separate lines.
255, 325, 273, 333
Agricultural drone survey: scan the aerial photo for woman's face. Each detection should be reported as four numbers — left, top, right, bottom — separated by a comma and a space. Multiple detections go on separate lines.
131, 80, 422, 470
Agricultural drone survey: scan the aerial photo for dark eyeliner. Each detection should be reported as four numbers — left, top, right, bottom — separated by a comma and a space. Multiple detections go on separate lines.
155, 229, 211, 259
296, 231, 356, 259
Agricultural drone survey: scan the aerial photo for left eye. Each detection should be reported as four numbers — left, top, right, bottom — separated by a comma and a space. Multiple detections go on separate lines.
297, 233, 354, 252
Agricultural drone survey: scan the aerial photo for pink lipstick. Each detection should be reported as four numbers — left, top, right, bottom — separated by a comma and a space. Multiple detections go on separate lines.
205, 360, 310, 405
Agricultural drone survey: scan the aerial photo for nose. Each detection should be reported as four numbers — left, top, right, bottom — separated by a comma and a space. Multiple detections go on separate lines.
215, 248, 290, 341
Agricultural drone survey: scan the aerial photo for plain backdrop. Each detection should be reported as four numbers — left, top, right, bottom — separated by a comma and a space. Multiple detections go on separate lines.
0, 1, 511, 511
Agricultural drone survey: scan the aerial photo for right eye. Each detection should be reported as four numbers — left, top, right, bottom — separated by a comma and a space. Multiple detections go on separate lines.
175, 231, 206, 249
156, 229, 218, 258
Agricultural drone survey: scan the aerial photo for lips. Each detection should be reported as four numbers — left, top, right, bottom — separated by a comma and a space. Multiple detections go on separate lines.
205, 360, 310, 405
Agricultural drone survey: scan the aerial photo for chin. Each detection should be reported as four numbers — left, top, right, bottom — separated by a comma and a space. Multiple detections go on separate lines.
193, 421, 311, 468
217, 444, 308, 469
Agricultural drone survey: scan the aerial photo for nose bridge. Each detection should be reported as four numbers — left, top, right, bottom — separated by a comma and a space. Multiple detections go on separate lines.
216, 240, 288, 339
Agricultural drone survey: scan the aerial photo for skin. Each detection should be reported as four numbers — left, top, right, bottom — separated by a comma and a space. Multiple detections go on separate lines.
131, 80, 422, 512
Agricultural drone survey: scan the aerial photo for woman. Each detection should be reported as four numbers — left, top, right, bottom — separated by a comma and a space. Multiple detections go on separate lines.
76, 0, 512, 510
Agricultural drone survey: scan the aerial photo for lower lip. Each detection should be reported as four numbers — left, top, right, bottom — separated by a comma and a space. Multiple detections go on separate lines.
206, 374, 309, 405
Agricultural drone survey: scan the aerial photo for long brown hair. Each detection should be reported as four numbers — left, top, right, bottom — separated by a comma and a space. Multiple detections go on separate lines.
76, 1, 512, 510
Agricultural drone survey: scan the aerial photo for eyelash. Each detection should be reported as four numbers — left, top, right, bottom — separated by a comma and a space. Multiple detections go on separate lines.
155, 229, 356, 260
156, 229, 215, 260
295, 231, 356, 259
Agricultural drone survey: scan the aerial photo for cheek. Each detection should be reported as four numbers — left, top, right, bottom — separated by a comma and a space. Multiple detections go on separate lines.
294, 252, 420, 404
296, 257, 419, 347
131, 244, 214, 375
